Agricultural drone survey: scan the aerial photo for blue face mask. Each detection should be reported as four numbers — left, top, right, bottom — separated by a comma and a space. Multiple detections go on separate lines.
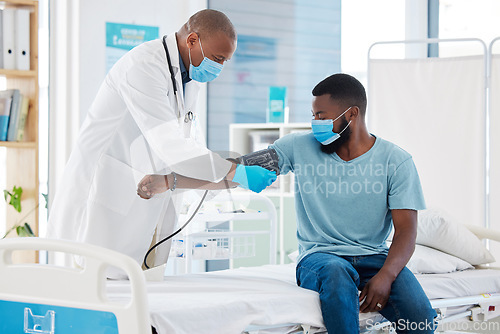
311, 106, 352, 145
189, 38, 224, 83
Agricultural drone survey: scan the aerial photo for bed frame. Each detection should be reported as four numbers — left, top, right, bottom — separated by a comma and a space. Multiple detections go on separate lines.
0, 238, 151, 333
363, 224, 500, 334
0, 224, 499, 334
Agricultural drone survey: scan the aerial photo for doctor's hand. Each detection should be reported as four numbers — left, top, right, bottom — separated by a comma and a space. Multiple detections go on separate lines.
231, 165, 277, 193
358, 272, 393, 313
137, 174, 169, 199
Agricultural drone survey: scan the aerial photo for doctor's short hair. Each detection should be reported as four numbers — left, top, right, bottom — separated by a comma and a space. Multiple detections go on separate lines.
312, 73, 367, 116
185, 9, 236, 41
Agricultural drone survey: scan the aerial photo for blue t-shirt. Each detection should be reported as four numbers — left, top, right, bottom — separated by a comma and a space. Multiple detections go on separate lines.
269, 132, 426, 263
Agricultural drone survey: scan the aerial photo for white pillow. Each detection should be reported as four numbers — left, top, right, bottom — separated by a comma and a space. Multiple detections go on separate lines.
416, 208, 495, 265
288, 250, 299, 263
407, 244, 473, 274
288, 246, 472, 275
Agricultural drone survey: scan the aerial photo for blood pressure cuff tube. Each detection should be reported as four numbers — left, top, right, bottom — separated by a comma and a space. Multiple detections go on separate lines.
231, 148, 280, 176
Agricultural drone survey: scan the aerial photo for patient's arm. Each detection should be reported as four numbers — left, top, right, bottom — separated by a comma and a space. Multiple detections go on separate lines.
137, 165, 238, 199
359, 209, 418, 313
380, 209, 417, 278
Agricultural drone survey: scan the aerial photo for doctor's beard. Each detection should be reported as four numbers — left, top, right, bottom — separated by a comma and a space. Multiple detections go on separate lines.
320, 116, 352, 155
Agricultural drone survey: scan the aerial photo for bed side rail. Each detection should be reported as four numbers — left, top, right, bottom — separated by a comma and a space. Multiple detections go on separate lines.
0, 237, 150, 334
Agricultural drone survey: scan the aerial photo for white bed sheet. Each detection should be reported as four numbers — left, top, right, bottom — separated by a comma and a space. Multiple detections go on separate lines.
107, 265, 500, 334
418, 269, 500, 300
108, 264, 323, 334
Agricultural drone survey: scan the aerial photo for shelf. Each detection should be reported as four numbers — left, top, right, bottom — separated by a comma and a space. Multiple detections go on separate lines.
188, 230, 269, 238
2, 0, 37, 6
0, 69, 37, 78
0, 141, 36, 148
230, 122, 311, 130
1, 0, 39, 265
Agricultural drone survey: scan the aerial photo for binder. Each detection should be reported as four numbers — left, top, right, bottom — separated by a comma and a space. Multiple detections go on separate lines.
14, 8, 30, 71
15, 95, 29, 141
0, 10, 4, 68
2, 8, 15, 70
0, 91, 12, 141
6, 89, 21, 141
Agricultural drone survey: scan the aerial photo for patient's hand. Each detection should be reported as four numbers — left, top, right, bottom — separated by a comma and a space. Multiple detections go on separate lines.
358, 272, 392, 313
137, 174, 169, 199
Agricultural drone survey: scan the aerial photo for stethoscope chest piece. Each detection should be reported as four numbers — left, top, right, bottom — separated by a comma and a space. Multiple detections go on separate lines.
184, 110, 194, 123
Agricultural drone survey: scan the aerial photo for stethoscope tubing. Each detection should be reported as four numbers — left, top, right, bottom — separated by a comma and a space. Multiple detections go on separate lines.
162, 35, 193, 123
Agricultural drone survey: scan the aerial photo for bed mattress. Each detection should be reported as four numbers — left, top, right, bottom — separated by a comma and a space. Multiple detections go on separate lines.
418, 269, 500, 300
106, 264, 500, 334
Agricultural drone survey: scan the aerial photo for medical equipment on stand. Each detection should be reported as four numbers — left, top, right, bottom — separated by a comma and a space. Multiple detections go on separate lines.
170, 192, 278, 274
143, 190, 209, 269
143, 148, 281, 270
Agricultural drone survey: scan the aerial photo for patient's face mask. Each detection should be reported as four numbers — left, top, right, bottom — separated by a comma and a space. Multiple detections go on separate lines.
189, 38, 224, 83
311, 106, 352, 145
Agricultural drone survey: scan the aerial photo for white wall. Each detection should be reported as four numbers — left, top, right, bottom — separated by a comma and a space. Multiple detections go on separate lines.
78, 0, 207, 124
404, 0, 428, 58
341, 0, 405, 84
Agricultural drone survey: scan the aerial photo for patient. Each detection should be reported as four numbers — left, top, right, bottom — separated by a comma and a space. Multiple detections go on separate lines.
137, 73, 437, 334
268, 74, 436, 333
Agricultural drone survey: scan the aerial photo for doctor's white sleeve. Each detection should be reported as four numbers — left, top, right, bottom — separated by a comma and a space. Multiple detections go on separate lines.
118, 59, 231, 182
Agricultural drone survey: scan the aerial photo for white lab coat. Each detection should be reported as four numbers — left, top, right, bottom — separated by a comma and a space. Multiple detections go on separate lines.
47, 33, 232, 272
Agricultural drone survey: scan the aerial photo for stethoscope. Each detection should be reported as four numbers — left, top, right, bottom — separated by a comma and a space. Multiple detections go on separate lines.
162, 35, 194, 123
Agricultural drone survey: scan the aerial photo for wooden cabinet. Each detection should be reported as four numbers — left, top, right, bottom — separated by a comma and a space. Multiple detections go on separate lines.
1, 0, 39, 263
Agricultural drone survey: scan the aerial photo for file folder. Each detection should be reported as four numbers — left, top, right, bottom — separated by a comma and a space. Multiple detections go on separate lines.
16, 95, 29, 141
7, 89, 21, 141
0, 92, 12, 141
0, 10, 4, 68
15, 8, 30, 71
2, 8, 15, 70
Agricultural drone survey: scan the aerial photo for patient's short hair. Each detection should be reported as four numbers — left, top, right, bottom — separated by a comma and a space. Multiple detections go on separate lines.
312, 73, 367, 116
185, 9, 236, 41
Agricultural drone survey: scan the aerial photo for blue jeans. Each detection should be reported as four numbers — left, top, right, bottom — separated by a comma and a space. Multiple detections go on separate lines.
296, 252, 437, 334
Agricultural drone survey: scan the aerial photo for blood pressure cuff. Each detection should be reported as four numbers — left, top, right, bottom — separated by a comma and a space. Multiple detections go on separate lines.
234, 148, 280, 176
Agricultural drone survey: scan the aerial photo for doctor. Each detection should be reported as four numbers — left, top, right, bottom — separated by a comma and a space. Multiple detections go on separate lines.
47, 9, 275, 273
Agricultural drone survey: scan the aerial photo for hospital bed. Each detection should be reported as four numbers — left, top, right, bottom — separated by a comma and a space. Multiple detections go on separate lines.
1, 225, 500, 333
